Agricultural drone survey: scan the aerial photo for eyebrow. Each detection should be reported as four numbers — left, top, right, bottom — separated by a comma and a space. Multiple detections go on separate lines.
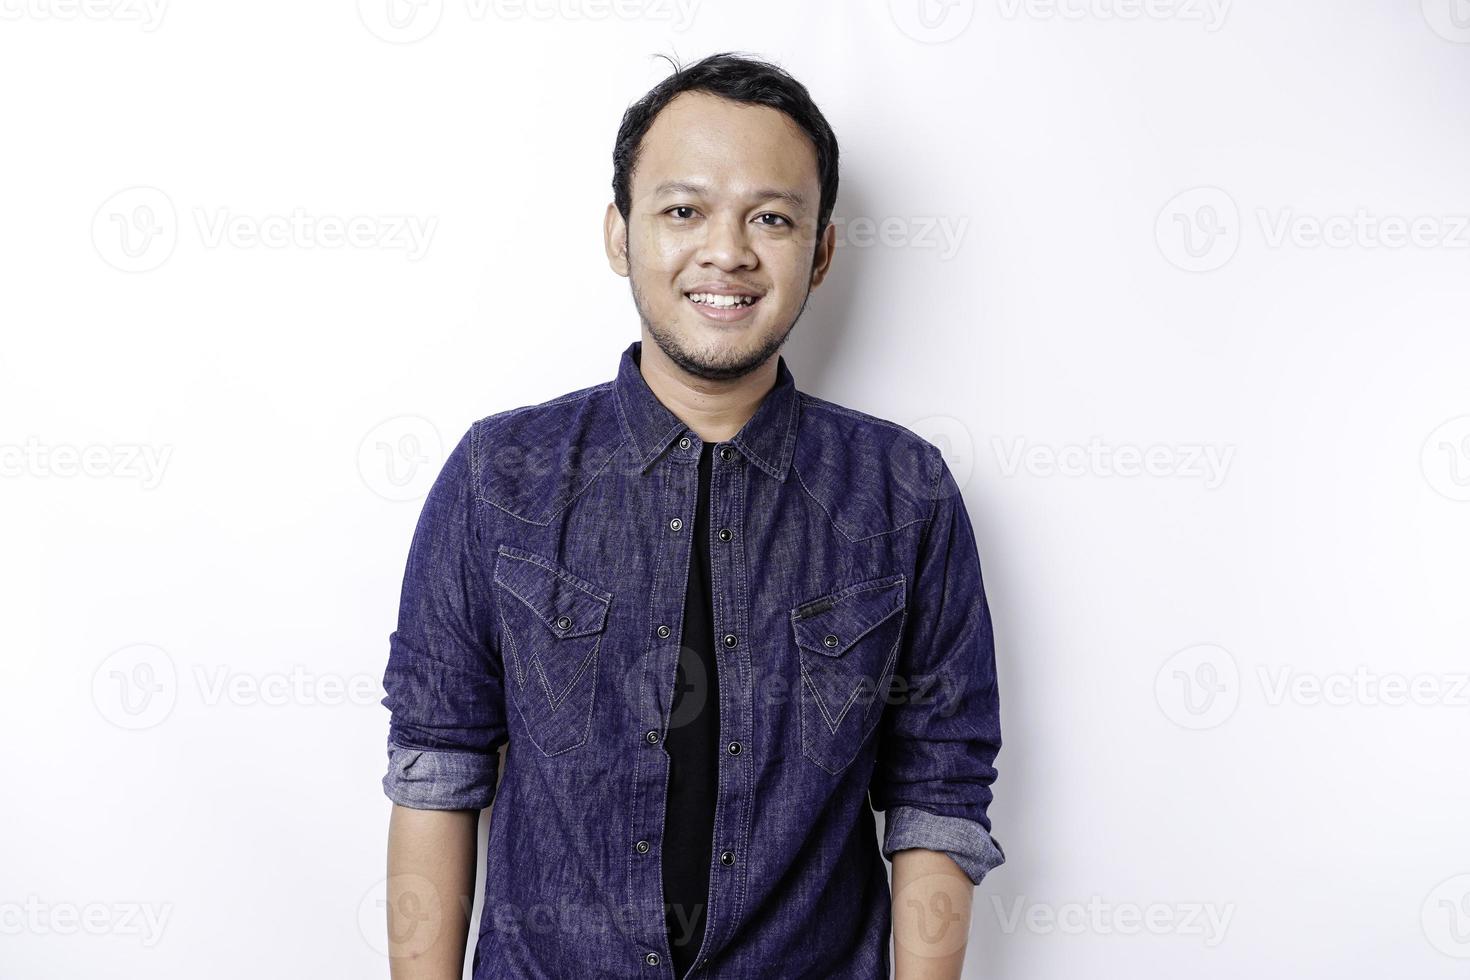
652, 180, 808, 212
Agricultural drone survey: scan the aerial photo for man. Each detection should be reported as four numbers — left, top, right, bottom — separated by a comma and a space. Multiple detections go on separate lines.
381, 52, 1005, 979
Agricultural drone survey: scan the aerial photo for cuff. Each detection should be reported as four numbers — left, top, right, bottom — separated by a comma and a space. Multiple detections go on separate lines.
383, 741, 498, 810
880, 806, 1006, 886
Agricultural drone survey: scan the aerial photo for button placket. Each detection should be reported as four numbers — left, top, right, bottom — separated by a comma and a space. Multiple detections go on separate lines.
631, 451, 701, 962
690, 441, 752, 968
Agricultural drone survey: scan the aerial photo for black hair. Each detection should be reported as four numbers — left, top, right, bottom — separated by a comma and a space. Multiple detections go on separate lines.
612, 51, 840, 254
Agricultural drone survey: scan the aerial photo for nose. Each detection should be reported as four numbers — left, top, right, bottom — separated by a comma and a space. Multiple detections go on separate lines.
696, 212, 757, 272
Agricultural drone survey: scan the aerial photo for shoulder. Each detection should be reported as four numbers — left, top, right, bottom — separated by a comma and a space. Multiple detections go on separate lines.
465, 380, 625, 526
793, 392, 947, 541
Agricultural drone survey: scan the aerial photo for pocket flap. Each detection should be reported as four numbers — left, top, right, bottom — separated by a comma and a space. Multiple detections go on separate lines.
494, 545, 611, 639
790, 574, 906, 657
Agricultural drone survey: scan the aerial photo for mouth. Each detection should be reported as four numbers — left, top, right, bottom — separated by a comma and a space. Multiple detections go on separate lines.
684, 290, 764, 323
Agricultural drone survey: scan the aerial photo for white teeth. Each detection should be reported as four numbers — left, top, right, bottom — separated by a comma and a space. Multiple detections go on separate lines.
688, 292, 756, 308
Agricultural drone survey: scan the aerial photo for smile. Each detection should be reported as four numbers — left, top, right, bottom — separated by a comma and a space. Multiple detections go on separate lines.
684, 291, 763, 322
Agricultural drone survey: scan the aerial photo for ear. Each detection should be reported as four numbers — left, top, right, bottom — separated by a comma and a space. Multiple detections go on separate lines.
809, 221, 837, 289
604, 202, 630, 277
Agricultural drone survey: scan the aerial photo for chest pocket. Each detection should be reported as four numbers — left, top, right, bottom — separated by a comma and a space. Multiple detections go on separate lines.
493, 544, 612, 758
790, 573, 907, 775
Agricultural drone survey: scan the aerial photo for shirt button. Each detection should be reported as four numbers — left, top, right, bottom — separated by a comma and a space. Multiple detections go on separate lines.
635, 839, 650, 854
823, 634, 839, 648
678, 436, 692, 450
646, 730, 660, 744
657, 624, 671, 638
717, 528, 732, 542
720, 850, 735, 866
722, 633, 737, 648
727, 740, 741, 755
555, 615, 572, 631
645, 952, 661, 967
669, 517, 683, 532
719, 446, 735, 461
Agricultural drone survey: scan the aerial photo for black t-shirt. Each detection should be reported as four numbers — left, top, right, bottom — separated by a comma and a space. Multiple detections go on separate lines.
662, 440, 720, 977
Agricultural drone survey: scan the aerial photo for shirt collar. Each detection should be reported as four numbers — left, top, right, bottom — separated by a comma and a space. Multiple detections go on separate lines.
613, 339, 800, 482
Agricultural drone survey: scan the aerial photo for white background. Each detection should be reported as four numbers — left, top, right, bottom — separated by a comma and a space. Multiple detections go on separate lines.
3, 0, 1469, 977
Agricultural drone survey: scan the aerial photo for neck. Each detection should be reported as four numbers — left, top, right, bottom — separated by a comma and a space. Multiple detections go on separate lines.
636, 329, 777, 444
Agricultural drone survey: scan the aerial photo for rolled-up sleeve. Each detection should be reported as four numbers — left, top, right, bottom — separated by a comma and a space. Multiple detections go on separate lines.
869, 449, 1006, 886
380, 422, 507, 811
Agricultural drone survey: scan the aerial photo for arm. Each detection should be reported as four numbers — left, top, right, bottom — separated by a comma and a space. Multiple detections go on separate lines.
385, 741, 508, 980
870, 449, 1006, 976
891, 848, 974, 979
379, 424, 510, 976
386, 804, 478, 980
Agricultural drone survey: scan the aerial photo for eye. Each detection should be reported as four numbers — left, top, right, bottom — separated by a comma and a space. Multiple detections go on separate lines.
756, 213, 792, 228
665, 206, 700, 221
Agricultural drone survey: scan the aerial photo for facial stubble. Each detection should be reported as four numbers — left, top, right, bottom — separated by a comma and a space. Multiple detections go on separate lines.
624, 234, 813, 383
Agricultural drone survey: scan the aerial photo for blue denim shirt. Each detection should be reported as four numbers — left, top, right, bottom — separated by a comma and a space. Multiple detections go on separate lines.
381, 340, 1005, 979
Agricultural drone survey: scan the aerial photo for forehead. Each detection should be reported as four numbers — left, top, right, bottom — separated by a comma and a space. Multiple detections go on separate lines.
633, 90, 820, 202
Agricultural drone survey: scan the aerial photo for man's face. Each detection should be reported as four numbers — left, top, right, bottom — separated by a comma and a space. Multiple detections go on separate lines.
606, 90, 834, 382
